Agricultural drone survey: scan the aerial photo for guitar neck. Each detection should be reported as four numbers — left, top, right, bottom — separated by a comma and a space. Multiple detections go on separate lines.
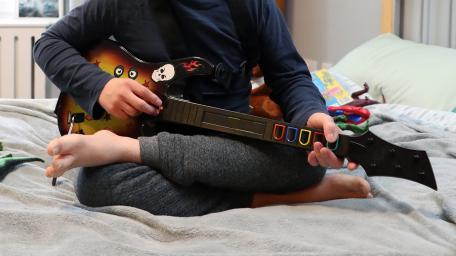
158, 97, 350, 157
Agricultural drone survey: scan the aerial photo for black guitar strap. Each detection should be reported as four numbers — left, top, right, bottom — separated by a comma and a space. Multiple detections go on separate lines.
150, 0, 188, 59
150, 0, 188, 98
225, 0, 260, 73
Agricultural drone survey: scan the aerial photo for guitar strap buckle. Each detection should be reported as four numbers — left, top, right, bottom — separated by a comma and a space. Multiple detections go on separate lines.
212, 63, 233, 90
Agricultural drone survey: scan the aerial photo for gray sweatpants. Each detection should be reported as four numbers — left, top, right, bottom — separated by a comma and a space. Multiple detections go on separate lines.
75, 132, 326, 216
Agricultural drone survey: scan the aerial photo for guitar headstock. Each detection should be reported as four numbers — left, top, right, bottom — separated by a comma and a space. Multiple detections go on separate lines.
338, 131, 437, 190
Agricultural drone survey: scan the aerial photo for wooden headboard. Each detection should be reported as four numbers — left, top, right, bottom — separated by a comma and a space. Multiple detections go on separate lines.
381, 0, 396, 33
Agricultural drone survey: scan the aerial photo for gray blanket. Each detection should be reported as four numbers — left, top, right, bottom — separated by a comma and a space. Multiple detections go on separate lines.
0, 99, 455, 255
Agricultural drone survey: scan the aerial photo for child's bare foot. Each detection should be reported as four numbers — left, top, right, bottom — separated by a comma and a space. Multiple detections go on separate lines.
251, 173, 372, 207
46, 130, 140, 178
316, 173, 372, 200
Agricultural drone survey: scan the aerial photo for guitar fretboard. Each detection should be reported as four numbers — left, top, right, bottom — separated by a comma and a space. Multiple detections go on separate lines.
159, 97, 349, 156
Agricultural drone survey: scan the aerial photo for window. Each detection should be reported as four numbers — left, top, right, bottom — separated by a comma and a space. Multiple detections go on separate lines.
0, 0, 15, 18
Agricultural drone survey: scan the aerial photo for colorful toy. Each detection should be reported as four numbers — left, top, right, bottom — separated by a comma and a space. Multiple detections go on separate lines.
328, 105, 370, 134
0, 154, 44, 182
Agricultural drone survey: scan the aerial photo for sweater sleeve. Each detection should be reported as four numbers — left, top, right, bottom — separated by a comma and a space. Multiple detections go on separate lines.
255, 0, 328, 126
33, 0, 118, 118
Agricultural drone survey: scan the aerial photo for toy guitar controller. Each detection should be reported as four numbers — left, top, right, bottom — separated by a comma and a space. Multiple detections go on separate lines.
55, 40, 438, 190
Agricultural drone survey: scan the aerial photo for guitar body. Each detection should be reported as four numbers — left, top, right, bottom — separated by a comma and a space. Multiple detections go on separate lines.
55, 40, 212, 137
56, 93, 141, 137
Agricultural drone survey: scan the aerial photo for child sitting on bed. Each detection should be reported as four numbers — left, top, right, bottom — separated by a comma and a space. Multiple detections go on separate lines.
33, 0, 371, 216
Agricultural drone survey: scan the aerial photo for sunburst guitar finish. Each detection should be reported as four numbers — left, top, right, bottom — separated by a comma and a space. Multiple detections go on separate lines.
55, 40, 213, 137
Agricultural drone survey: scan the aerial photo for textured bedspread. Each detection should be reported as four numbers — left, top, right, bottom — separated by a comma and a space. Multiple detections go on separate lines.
0, 99, 455, 255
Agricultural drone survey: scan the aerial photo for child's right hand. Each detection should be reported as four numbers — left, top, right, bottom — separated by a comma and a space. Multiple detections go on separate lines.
99, 78, 163, 119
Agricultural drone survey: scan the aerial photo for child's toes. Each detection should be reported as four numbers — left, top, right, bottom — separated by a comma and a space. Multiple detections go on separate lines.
47, 139, 61, 156
45, 166, 56, 178
51, 155, 75, 177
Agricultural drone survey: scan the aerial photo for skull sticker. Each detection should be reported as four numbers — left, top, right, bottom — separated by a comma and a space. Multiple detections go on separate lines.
152, 64, 175, 82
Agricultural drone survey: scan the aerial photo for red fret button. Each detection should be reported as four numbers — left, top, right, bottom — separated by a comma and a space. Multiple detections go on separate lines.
273, 124, 286, 141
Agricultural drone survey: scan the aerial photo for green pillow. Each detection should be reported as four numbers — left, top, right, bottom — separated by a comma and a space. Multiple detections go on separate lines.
333, 33, 456, 112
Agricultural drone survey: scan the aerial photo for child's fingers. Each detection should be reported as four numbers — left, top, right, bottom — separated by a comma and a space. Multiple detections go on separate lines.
120, 101, 141, 117
307, 151, 319, 167
320, 148, 344, 169
313, 142, 330, 167
347, 162, 359, 170
323, 120, 339, 143
310, 141, 349, 169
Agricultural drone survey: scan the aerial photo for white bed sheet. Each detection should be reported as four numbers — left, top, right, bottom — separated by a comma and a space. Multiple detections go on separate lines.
0, 99, 455, 255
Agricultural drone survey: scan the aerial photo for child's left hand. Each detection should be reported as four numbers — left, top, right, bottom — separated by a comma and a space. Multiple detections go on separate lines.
306, 112, 358, 170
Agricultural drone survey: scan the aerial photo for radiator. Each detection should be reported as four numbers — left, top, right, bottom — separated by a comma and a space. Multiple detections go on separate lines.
0, 22, 48, 99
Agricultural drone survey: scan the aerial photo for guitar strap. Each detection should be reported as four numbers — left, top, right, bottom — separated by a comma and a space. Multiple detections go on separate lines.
149, 0, 186, 59
150, 0, 188, 97
225, 0, 260, 73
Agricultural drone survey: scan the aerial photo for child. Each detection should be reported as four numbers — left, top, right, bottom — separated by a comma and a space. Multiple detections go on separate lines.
34, 0, 371, 216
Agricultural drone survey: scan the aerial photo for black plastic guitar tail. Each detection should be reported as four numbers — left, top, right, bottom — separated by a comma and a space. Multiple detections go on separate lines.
343, 131, 437, 190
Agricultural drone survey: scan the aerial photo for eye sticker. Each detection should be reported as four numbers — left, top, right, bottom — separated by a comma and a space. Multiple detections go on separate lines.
128, 67, 138, 80
114, 65, 124, 78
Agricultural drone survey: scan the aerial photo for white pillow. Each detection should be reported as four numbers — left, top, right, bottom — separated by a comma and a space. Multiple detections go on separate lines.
333, 33, 456, 112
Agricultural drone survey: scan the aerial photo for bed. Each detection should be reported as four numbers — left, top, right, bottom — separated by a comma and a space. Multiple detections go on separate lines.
1, 35, 456, 255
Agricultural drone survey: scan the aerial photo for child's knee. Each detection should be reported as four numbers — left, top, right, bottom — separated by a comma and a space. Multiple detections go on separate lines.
74, 166, 112, 207
73, 163, 249, 217
73, 164, 196, 216
309, 166, 327, 185
74, 163, 136, 207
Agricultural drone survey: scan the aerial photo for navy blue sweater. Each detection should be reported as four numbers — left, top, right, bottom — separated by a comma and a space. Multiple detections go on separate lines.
33, 0, 327, 125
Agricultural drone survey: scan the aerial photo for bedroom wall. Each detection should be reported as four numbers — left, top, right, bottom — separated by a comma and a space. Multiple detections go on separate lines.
287, 0, 382, 70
